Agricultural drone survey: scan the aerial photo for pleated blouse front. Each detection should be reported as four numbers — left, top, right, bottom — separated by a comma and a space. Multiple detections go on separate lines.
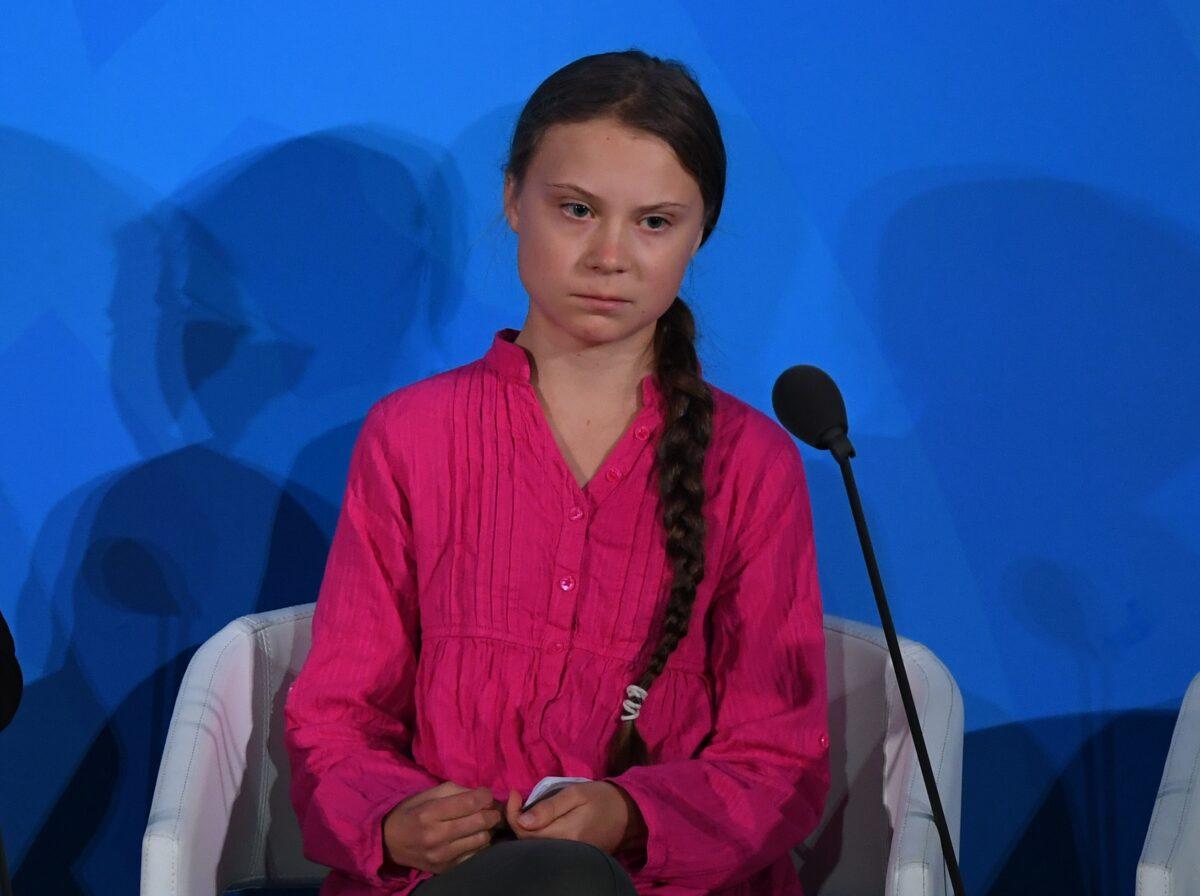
284, 327, 831, 896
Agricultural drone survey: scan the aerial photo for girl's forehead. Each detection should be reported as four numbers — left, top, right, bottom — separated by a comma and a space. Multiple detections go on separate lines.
540, 118, 668, 153
531, 121, 696, 190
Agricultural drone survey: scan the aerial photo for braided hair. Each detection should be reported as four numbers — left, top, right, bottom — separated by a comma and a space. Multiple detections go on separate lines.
500, 49, 726, 777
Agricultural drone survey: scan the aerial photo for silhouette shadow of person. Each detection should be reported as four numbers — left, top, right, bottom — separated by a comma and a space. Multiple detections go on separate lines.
4, 128, 466, 894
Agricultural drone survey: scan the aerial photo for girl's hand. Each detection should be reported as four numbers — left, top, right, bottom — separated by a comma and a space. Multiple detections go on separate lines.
503, 781, 643, 855
382, 782, 505, 875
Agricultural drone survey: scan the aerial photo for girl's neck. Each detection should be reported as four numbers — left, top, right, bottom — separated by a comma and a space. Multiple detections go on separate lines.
513, 321, 654, 412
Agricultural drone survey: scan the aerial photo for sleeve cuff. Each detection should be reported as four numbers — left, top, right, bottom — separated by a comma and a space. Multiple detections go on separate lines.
301, 760, 440, 887
601, 768, 671, 883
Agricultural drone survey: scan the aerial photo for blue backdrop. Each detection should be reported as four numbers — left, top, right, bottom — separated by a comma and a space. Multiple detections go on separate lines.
2, 4, 1197, 894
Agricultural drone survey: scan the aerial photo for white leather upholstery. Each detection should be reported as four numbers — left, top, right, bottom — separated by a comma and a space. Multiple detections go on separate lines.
142, 606, 963, 895
1137, 670, 1200, 896
142, 604, 327, 895
792, 616, 964, 896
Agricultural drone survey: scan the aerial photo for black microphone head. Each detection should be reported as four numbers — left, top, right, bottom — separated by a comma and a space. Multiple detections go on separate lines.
771, 365, 849, 451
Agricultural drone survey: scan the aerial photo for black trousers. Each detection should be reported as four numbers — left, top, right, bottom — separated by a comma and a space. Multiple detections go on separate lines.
409, 838, 639, 895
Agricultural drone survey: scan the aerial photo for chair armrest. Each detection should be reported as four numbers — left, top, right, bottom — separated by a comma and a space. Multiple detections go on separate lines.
886, 642, 964, 896
1138, 671, 1200, 896
141, 618, 258, 896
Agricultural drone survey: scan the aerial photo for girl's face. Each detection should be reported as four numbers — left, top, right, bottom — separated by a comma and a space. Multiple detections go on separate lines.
503, 117, 706, 353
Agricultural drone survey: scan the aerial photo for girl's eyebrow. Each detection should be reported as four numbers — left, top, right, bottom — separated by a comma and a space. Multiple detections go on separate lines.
545, 181, 690, 213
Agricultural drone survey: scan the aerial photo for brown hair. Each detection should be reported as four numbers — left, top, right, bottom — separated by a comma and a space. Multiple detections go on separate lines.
501, 49, 726, 776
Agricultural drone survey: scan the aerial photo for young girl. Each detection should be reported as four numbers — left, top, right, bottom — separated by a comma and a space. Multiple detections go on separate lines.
284, 49, 830, 896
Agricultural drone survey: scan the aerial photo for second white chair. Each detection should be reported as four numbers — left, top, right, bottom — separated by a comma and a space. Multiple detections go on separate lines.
1137, 670, 1200, 895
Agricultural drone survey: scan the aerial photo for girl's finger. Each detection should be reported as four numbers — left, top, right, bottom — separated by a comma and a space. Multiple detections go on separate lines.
506, 788, 525, 836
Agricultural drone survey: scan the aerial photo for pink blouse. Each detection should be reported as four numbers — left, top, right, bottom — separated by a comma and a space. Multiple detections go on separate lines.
283, 327, 830, 896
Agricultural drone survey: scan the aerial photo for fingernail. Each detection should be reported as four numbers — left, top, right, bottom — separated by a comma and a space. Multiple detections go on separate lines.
518, 813, 534, 825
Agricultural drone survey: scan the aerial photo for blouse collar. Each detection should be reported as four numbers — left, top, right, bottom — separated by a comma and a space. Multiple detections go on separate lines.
483, 327, 668, 411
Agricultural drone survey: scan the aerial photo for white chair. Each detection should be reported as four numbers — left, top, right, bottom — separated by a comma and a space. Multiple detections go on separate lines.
141, 605, 963, 895
793, 616, 964, 896
1137, 670, 1200, 895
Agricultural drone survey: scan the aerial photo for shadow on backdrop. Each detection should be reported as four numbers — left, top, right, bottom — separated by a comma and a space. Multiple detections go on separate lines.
838, 174, 1200, 893
964, 709, 1176, 894
3, 128, 467, 894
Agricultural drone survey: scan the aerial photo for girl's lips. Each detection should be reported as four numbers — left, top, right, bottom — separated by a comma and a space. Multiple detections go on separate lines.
576, 294, 630, 304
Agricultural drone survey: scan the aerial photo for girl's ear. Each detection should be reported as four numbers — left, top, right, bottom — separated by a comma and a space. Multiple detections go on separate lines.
503, 175, 520, 233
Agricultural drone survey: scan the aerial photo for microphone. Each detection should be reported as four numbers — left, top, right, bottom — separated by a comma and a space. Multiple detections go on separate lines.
773, 365, 966, 896
772, 365, 856, 463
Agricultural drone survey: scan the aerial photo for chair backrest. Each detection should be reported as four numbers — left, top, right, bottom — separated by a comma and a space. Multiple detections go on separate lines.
148, 605, 960, 894
1137, 669, 1200, 895
223, 604, 327, 890
794, 615, 963, 896
144, 602, 327, 893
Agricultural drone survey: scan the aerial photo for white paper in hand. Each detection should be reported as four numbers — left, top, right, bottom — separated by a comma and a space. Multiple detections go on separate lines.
521, 775, 593, 812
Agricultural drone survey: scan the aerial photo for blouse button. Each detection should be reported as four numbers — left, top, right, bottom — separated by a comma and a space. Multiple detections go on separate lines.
605, 467, 621, 482
634, 425, 650, 440
559, 575, 576, 592
548, 640, 565, 654
818, 733, 829, 749
568, 505, 584, 521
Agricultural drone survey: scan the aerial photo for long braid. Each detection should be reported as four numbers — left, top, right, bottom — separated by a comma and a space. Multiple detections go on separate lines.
603, 295, 713, 776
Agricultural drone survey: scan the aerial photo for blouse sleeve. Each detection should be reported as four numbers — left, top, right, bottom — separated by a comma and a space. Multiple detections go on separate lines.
283, 402, 441, 887
602, 436, 831, 892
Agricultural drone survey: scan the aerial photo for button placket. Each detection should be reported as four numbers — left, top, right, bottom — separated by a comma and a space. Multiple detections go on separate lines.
530, 494, 592, 734
529, 411, 657, 733
547, 507, 584, 633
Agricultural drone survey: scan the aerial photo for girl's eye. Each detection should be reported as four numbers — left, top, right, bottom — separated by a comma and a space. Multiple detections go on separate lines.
560, 203, 671, 231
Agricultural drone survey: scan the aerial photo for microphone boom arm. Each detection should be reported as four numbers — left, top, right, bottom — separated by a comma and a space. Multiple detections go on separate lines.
829, 431, 966, 896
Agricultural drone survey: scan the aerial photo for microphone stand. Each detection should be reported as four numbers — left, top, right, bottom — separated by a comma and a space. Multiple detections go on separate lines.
826, 433, 966, 896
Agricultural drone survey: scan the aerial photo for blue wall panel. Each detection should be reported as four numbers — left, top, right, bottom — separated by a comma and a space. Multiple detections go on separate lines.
1, 3, 1197, 893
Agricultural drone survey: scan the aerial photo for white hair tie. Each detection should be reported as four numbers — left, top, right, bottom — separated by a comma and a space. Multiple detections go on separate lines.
620, 683, 648, 721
